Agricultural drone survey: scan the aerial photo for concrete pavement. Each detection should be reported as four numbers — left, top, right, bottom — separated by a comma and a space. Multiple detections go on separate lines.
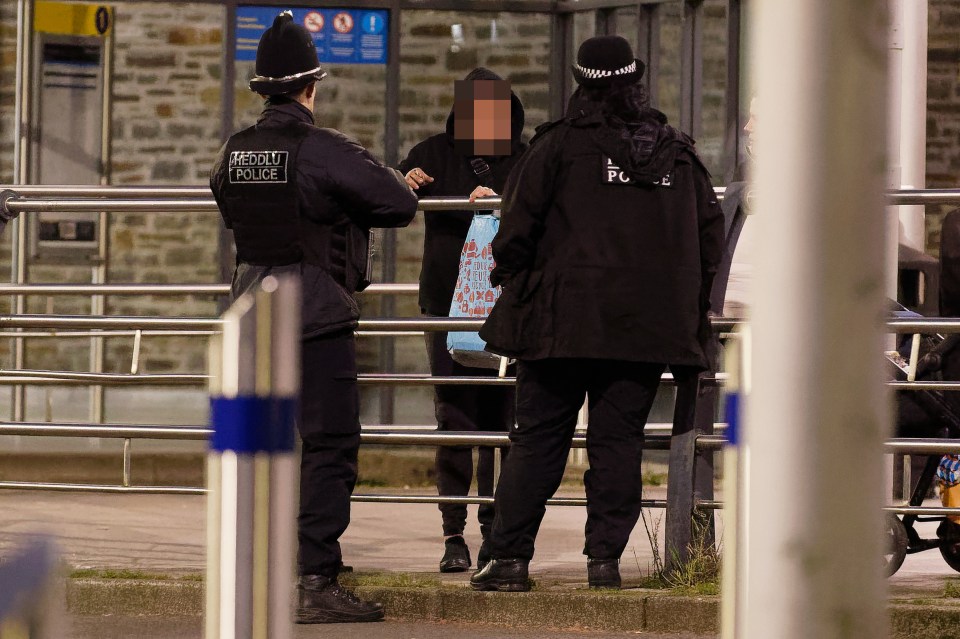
2, 489, 960, 637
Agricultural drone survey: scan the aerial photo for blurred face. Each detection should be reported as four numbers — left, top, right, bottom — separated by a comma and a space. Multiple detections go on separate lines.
744, 97, 758, 157
453, 79, 512, 156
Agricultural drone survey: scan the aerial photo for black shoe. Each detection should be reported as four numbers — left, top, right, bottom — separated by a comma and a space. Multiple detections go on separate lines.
587, 558, 621, 589
938, 519, 960, 543
477, 540, 492, 571
296, 575, 384, 624
470, 558, 530, 592
439, 536, 471, 573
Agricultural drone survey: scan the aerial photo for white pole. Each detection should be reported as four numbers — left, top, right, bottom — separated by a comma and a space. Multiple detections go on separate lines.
894, 0, 928, 252
744, 3, 890, 639
206, 277, 299, 639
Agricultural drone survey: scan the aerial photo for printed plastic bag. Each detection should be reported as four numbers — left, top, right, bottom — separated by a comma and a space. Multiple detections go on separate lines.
447, 213, 503, 369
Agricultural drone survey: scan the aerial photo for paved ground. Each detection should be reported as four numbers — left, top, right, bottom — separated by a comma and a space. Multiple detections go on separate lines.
2, 488, 959, 639
63, 616, 713, 639
0, 488, 671, 581
0, 489, 956, 589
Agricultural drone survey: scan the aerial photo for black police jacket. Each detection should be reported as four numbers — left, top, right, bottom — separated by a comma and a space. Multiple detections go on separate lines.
479, 97, 724, 369
398, 87, 527, 316
211, 98, 417, 339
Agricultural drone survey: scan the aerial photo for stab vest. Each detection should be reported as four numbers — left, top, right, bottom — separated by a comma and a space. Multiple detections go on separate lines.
221, 122, 324, 267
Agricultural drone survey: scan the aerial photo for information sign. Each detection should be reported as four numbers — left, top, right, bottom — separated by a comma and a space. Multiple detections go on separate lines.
236, 7, 388, 65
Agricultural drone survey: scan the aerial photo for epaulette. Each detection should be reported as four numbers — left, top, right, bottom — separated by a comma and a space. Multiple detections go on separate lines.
529, 118, 566, 146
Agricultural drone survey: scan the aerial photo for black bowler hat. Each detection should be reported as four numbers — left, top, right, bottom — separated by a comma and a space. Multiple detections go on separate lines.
571, 35, 645, 89
249, 11, 327, 95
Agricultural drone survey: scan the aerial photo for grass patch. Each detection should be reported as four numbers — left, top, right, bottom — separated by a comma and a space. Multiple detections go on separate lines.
636, 574, 669, 590
642, 471, 667, 487
341, 572, 442, 589
945, 581, 960, 598
671, 581, 721, 597
70, 569, 170, 581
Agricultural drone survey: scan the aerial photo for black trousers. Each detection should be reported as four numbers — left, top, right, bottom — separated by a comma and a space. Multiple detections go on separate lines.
426, 330, 514, 538
489, 358, 666, 561
298, 331, 360, 578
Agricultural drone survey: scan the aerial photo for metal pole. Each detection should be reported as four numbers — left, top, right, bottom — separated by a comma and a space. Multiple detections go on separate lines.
91, 19, 116, 429
11, 0, 35, 423
744, 3, 888, 639
218, 0, 238, 314
207, 275, 299, 639
377, 0, 403, 427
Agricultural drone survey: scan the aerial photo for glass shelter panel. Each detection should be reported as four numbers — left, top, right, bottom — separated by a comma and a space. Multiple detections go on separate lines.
699, 0, 729, 180
615, 5, 639, 56
656, 0, 681, 126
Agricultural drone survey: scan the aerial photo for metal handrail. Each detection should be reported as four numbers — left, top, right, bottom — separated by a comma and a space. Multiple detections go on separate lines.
3, 187, 960, 213
0, 371, 206, 386
3, 314, 960, 334
1, 422, 954, 455
0, 283, 418, 296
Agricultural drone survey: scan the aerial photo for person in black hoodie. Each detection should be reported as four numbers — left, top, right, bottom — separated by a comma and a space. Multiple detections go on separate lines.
470, 36, 724, 592
398, 68, 528, 574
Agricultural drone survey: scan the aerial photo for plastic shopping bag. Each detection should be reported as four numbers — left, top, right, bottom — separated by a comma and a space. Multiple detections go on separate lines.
447, 213, 504, 369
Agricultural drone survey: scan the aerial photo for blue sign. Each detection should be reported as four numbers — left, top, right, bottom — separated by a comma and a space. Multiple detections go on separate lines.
236, 6, 388, 65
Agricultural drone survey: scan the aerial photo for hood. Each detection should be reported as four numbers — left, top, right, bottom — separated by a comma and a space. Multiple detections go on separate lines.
445, 67, 526, 153
566, 93, 697, 184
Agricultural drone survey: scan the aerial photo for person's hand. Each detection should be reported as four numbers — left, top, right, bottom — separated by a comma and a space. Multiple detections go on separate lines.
469, 186, 497, 202
404, 167, 434, 190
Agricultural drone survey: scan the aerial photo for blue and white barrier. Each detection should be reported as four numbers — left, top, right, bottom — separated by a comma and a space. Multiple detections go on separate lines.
206, 276, 301, 639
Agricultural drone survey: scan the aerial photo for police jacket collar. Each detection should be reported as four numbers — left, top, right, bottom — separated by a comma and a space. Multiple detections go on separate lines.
259, 96, 315, 126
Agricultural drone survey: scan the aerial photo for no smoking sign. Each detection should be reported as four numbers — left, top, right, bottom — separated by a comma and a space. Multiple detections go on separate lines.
303, 11, 323, 32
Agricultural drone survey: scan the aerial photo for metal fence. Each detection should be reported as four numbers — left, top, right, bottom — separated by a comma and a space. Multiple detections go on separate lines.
0, 187, 959, 522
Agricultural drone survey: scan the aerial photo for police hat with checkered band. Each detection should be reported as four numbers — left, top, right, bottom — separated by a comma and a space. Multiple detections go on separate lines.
571, 35, 645, 89
249, 11, 327, 95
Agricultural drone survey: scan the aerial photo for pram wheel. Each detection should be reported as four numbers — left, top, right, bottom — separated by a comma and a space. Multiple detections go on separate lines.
884, 514, 908, 577
939, 541, 960, 573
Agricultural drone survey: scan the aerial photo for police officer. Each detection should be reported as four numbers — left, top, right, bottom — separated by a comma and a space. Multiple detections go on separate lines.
210, 11, 417, 623
470, 35, 724, 592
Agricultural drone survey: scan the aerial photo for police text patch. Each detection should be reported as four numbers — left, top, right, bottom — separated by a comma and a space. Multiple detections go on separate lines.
602, 157, 672, 188
229, 151, 288, 184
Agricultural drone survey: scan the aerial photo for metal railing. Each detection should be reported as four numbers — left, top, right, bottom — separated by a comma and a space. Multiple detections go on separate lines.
1, 187, 960, 522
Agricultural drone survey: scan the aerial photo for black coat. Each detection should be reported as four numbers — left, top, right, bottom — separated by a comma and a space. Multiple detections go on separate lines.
398, 72, 528, 316
211, 99, 418, 338
479, 97, 724, 369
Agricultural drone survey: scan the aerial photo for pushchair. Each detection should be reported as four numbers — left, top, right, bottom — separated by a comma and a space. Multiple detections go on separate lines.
884, 210, 960, 577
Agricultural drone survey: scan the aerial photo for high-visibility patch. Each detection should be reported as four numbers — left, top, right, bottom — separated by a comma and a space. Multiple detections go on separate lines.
228, 151, 288, 184
602, 156, 672, 188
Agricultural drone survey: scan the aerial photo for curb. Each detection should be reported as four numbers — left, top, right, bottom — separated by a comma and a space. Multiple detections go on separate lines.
65, 576, 960, 637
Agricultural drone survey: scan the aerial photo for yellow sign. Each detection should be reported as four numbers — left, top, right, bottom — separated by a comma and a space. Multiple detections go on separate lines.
34, 2, 113, 37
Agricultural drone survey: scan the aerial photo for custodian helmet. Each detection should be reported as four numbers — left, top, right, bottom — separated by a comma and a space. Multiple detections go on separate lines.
249, 11, 327, 95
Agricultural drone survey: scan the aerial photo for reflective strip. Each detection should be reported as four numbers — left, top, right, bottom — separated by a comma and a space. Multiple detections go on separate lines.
573, 60, 636, 79
250, 66, 327, 84
724, 392, 740, 447
210, 396, 297, 453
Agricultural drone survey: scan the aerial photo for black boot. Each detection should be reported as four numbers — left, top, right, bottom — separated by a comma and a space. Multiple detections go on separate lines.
439, 536, 471, 573
477, 539, 492, 571
296, 575, 384, 624
587, 558, 621, 589
470, 558, 530, 592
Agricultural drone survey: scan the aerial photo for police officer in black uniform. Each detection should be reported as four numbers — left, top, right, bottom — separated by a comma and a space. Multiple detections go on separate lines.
470, 35, 724, 592
210, 12, 417, 623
